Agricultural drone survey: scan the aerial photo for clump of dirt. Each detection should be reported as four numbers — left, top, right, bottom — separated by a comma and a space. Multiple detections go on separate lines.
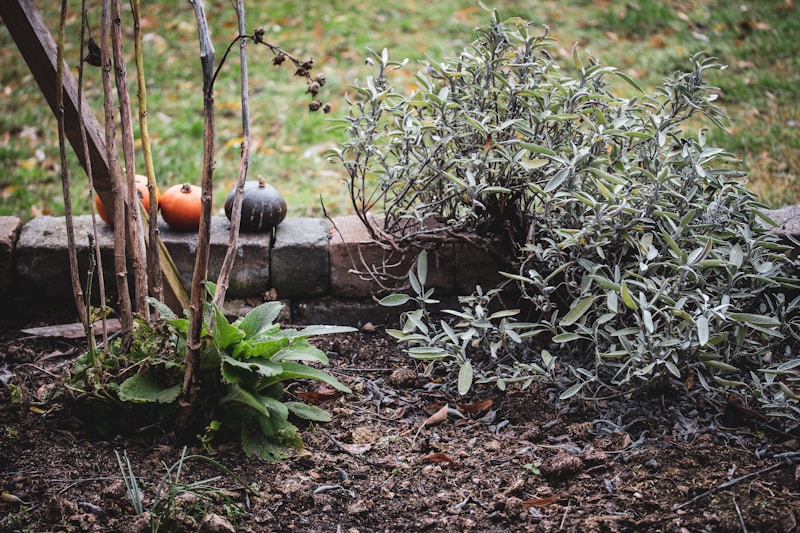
1, 316, 799, 532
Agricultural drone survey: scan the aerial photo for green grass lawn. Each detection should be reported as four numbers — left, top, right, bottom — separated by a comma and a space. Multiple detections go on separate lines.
1, 0, 798, 221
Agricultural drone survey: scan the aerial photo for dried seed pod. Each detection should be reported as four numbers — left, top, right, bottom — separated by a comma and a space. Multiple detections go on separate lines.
308, 100, 322, 112
253, 27, 265, 44
301, 58, 314, 71
307, 81, 321, 96
84, 37, 102, 67
272, 53, 286, 66
323, 102, 332, 114
314, 73, 327, 87
294, 67, 308, 77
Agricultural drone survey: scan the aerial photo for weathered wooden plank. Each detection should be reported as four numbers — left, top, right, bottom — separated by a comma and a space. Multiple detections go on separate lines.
0, 0, 113, 207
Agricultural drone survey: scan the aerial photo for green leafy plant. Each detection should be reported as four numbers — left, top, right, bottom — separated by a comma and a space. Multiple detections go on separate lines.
523, 461, 542, 476
71, 285, 355, 460
337, 4, 800, 424
381, 251, 553, 395
115, 447, 256, 532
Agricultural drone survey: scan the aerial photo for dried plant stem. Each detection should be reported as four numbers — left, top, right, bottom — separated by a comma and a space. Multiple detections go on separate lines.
78, 4, 107, 351
56, 0, 89, 331
101, 0, 132, 344
213, 0, 250, 310
184, 0, 216, 397
110, 0, 148, 320
130, 0, 163, 306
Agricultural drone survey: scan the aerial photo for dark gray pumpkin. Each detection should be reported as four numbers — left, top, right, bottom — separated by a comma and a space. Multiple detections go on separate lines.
224, 177, 287, 232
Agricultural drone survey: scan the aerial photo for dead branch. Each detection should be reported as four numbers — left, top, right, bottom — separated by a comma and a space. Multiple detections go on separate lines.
213, 0, 250, 310
184, 0, 216, 397
101, 0, 132, 344
56, 0, 88, 330
110, 0, 148, 320
130, 0, 163, 306
78, 6, 107, 351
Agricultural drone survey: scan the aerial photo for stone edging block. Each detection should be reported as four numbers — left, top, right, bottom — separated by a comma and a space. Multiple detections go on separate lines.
0, 216, 22, 293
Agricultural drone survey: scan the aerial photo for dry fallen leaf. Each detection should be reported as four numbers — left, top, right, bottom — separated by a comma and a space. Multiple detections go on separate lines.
457, 398, 493, 415
423, 404, 449, 427
522, 495, 558, 508
295, 388, 342, 405
412, 404, 449, 445
426, 452, 459, 467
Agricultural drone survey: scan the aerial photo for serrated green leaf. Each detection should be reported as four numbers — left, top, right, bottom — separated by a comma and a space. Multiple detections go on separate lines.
240, 424, 290, 461
213, 308, 246, 351
272, 343, 329, 364
237, 302, 283, 339
292, 325, 358, 339
220, 383, 270, 417
285, 401, 332, 422
118, 373, 182, 404
222, 354, 282, 379
262, 362, 352, 393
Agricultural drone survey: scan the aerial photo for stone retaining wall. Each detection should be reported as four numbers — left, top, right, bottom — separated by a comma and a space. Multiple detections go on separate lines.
2, 206, 798, 325
0, 214, 500, 325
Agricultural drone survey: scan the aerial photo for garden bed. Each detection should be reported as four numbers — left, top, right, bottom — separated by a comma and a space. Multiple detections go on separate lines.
1, 312, 798, 532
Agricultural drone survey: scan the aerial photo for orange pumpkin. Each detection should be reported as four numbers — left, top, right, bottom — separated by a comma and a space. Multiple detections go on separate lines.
95, 174, 160, 225
159, 183, 202, 231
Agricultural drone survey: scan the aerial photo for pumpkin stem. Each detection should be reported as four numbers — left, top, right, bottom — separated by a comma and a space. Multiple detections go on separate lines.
257, 174, 266, 187
181, 183, 193, 193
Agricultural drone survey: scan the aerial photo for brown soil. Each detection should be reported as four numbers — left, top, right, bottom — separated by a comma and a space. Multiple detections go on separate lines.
1, 312, 799, 533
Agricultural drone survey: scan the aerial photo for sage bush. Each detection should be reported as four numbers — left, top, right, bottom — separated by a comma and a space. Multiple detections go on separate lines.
332, 5, 800, 422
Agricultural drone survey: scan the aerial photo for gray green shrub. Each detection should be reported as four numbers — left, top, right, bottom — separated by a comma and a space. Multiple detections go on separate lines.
335, 5, 800, 422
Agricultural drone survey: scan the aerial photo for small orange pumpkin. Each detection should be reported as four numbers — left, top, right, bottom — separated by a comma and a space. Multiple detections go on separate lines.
95, 174, 160, 225
159, 183, 202, 231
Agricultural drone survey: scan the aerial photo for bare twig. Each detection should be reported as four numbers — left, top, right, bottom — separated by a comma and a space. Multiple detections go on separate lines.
733, 496, 748, 533
78, 7, 107, 353
213, 0, 250, 310
110, 0, 148, 320
101, 0, 132, 344
184, 0, 216, 397
675, 459, 787, 510
130, 0, 163, 306
56, 0, 88, 330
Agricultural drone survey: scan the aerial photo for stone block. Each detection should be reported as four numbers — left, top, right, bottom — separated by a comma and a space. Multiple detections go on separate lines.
271, 217, 329, 298
454, 240, 507, 294
763, 206, 800, 235
0, 217, 22, 293
15, 215, 117, 300
159, 216, 270, 298
328, 215, 455, 299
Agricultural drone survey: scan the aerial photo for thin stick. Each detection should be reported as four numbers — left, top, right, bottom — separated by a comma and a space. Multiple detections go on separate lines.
184, 0, 216, 397
78, 7, 107, 354
101, 0, 133, 344
130, 0, 163, 306
674, 460, 785, 510
55, 0, 88, 329
110, 0, 149, 321
732, 496, 748, 533
213, 0, 250, 310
